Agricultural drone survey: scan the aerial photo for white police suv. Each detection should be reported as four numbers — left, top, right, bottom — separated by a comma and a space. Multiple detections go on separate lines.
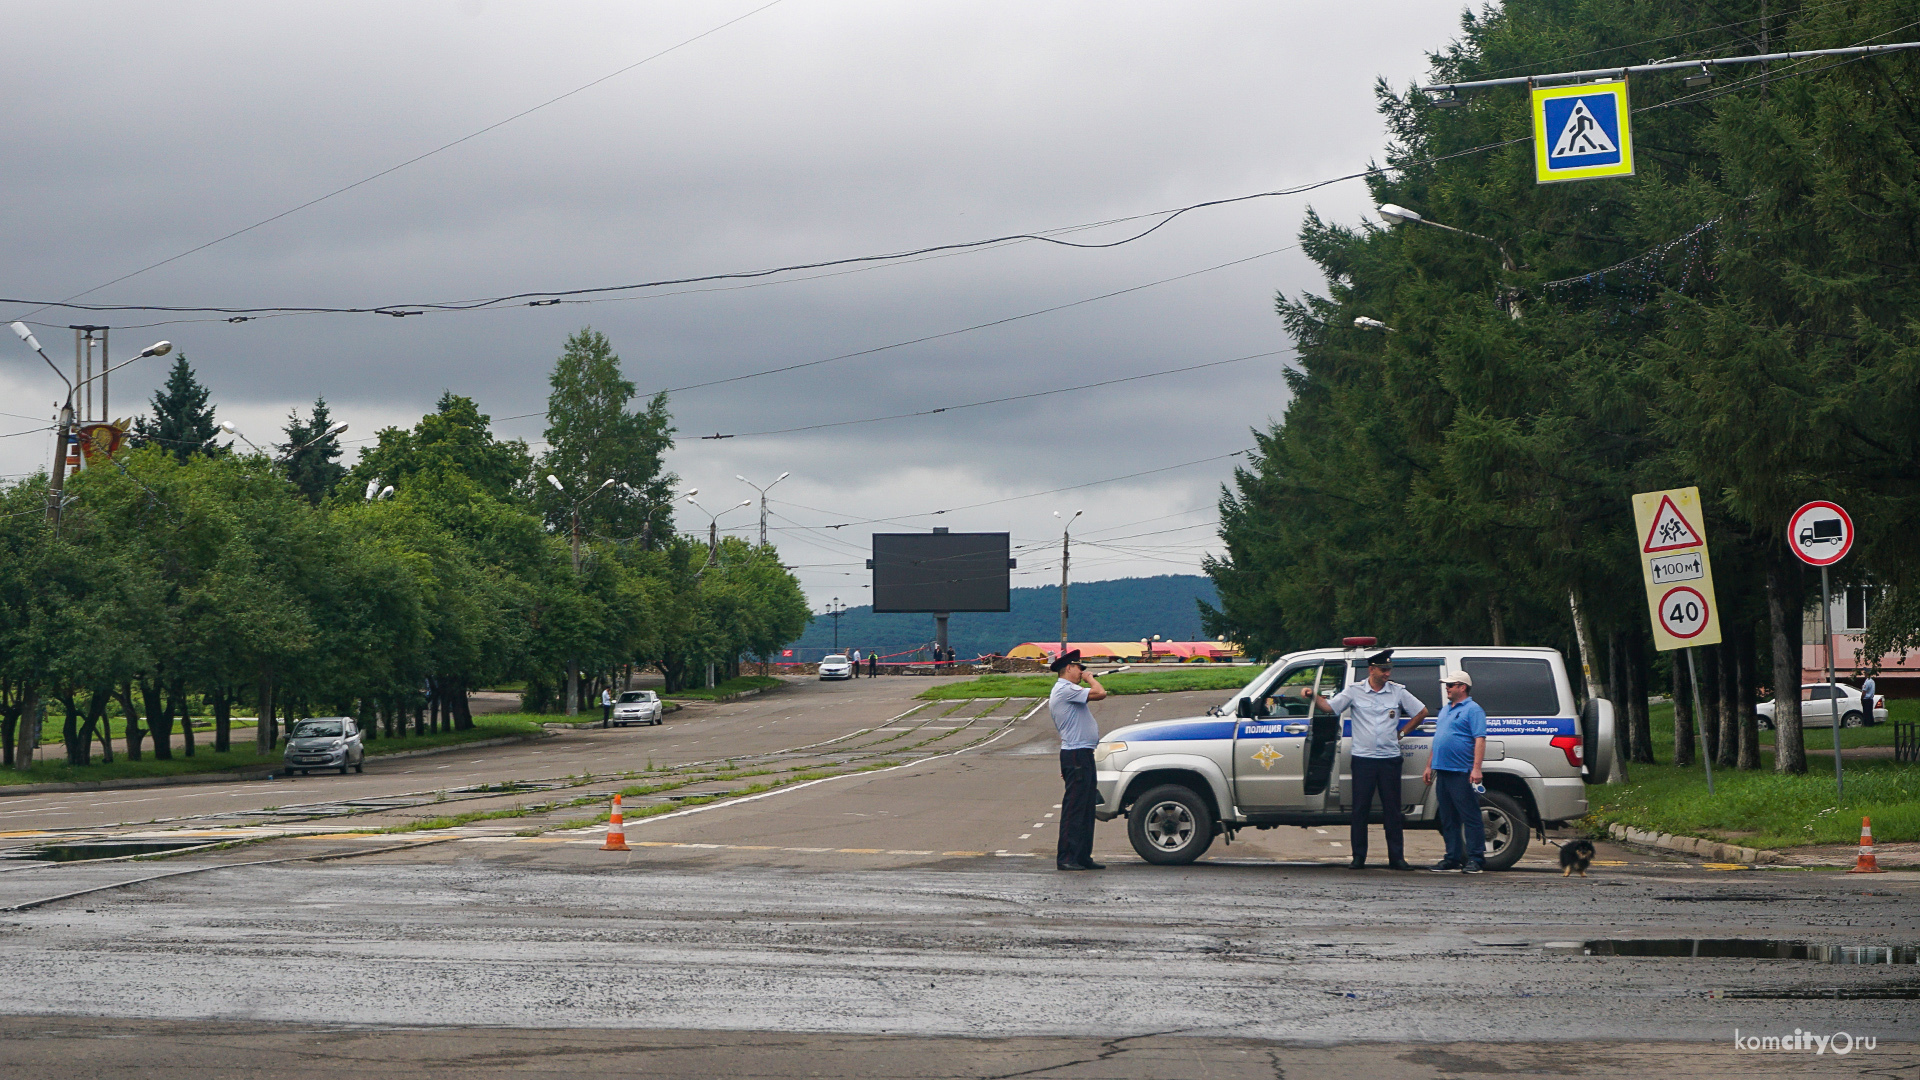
1092, 639, 1615, 870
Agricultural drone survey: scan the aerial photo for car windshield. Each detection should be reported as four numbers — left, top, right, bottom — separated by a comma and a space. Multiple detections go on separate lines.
291, 721, 343, 738
824, 655, 847, 664
617, 692, 654, 703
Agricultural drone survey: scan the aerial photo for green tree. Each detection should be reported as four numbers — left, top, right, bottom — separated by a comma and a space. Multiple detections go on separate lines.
280, 397, 348, 504
536, 328, 678, 545
131, 355, 221, 463
344, 393, 531, 504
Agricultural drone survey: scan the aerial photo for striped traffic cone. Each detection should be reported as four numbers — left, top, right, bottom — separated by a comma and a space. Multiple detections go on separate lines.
601, 793, 630, 851
1846, 816, 1884, 874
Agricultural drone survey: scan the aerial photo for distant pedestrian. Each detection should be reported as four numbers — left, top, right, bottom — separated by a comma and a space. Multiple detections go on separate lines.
1425, 670, 1487, 874
600, 687, 613, 728
850, 648, 863, 677
1862, 675, 1878, 723
1303, 649, 1428, 870
868, 651, 880, 678
1048, 649, 1107, 871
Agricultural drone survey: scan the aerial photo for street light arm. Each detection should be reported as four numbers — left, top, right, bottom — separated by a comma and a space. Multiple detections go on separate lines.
74, 342, 170, 392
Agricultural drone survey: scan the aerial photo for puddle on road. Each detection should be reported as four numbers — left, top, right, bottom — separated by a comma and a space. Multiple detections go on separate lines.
1584, 938, 1919, 964
1708, 984, 1920, 999
4, 840, 209, 862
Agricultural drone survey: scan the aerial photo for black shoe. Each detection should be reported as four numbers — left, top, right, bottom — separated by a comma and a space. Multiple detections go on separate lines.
1462, 863, 1483, 874
1346, 858, 1367, 869
1056, 862, 1084, 871
1077, 860, 1106, 870
1388, 860, 1416, 871
1428, 861, 1463, 873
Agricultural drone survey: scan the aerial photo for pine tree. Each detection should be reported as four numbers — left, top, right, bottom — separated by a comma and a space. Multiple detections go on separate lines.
279, 397, 347, 504
131, 355, 219, 464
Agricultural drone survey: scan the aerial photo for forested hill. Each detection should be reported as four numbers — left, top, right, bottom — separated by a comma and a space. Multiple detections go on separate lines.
783, 575, 1219, 661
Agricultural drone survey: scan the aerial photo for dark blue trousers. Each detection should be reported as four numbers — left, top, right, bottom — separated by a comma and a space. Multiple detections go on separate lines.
1433, 769, 1486, 867
1058, 748, 1096, 867
1348, 756, 1404, 863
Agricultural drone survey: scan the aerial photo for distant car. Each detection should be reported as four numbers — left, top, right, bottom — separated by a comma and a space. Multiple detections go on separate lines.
819, 654, 853, 680
612, 690, 664, 727
283, 717, 365, 776
1756, 683, 1887, 729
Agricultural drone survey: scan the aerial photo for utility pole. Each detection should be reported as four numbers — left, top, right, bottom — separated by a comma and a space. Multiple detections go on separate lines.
1055, 510, 1081, 652
548, 474, 615, 717
11, 324, 168, 532
826, 597, 846, 651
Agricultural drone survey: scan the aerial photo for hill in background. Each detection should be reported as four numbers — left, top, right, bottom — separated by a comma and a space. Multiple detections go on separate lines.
783, 574, 1219, 660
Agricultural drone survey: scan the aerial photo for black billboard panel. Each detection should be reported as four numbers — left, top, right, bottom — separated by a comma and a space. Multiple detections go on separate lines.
870, 532, 1011, 613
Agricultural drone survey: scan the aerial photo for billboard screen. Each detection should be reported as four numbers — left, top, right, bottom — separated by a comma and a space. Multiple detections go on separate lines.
870, 532, 1012, 613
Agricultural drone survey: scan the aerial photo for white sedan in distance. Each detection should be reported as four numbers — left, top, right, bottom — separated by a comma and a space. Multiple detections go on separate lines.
818, 655, 853, 680
611, 690, 664, 726
1756, 683, 1887, 729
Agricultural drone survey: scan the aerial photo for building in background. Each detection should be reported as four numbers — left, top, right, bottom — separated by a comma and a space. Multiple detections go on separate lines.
1803, 586, 1915, 697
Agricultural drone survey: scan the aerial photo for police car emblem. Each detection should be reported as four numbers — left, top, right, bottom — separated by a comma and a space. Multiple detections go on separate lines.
1251, 744, 1282, 770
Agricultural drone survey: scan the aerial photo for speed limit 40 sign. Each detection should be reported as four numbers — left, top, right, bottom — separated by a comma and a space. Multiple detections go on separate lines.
1631, 487, 1723, 651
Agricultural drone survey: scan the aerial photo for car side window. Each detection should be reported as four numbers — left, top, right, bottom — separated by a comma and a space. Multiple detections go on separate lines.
1267, 666, 1319, 718
1461, 657, 1559, 716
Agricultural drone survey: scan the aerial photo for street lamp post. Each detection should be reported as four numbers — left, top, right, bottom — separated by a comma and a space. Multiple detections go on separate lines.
1377, 203, 1525, 318
548, 474, 617, 716
683, 495, 753, 569
10, 323, 170, 530
825, 597, 846, 652
1053, 509, 1082, 653
736, 471, 790, 547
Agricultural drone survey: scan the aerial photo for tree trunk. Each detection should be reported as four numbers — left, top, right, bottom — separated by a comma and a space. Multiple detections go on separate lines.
1766, 553, 1807, 774
453, 682, 473, 731
256, 671, 276, 755
62, 694, 88, 767
143, 678, 174, 761
413, 695, 426, 737
1628, 624, 1654, 764
1698, 645, 1722, 763
93, 691, 113, 765
1672, 649, 1696, 766
174, 681, 195, 758
214, 687, 232, 753
15, 689, 40, 771
1607, 631, 1631, 763
1715, 641, 1738, 769
1735, 623, 1760, 770
0, 701, 13, 769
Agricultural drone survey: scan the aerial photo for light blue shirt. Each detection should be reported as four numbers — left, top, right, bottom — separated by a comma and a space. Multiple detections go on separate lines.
1432, 697, 1487, 772
1049, 678, 1099, 751
1326, 679, 1426, 759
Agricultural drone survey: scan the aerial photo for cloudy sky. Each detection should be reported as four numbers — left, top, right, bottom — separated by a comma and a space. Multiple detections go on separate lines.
1, 1, 1466, 609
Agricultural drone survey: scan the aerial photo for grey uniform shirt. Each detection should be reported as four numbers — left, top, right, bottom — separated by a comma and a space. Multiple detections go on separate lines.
1049, 678, 1099, 751
1325, 679, 1425, 760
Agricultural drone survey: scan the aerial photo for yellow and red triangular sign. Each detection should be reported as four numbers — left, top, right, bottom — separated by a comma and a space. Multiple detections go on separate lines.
1642, 494, 1702, 552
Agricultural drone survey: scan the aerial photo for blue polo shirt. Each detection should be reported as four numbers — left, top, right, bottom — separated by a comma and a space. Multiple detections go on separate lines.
1432, 697, 1487, 772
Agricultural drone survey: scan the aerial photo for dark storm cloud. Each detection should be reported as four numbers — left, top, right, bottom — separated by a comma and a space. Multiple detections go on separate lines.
0, 1, 1465, 601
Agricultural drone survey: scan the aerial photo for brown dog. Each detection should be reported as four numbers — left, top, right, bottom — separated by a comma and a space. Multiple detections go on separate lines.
1559, 839, 1596, 877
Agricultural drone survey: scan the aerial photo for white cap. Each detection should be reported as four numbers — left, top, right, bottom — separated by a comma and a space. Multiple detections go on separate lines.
1441, 669, 1473, 687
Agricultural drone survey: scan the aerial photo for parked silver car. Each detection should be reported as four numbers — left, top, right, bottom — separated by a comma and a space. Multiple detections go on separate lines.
282, 717, 365, 776
1756, 683, 1887, 729
612, 690, 664, 726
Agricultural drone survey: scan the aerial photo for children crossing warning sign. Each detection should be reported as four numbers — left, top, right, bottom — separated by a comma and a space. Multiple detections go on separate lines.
1631, 486, 1722, 651
1532, 81, 1634, 184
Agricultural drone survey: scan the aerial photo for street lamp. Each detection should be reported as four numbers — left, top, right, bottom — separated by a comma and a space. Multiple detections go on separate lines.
824, 596, 847, 652
1053, 509, 1083, 653
219, 421, 266, 455
1353, 316, 1398, 333
684, 494, 753, 567
1377, 202, 1525, 317
278, 422, 348, 461
736, 471, 790, 547
10, 323, 169, 529
549, 473, 618, 716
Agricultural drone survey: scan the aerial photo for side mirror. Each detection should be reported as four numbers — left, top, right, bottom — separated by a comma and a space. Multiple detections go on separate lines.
1235, 697, 1256, 719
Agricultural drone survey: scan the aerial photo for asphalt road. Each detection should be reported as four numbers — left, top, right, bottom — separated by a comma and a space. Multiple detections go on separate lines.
2, 676, 1916, 1076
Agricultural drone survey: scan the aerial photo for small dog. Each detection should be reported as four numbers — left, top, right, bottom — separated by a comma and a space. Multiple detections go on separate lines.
1559, 839, 1596, 877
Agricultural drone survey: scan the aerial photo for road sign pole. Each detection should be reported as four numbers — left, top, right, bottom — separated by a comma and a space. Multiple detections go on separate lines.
1823, 565, 1842, 798
1683, 648, 1714, 795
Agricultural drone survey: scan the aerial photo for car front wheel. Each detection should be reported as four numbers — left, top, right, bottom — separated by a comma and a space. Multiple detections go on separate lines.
1126, 784, 1215, 865
1478, 790, 1530, 871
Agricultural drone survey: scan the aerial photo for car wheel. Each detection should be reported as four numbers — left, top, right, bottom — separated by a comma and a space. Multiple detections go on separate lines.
1477, 790, 1530, 871
1757, 715, 1774, 731
340, 764, 349, 775
354, 760, 364, 773
1127, 784, 1215, 865
1842, 710, 1865, 728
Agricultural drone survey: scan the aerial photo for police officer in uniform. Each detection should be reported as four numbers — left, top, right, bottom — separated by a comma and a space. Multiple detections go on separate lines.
1049, 649, 1108, 871
1304, 648, 1428, 870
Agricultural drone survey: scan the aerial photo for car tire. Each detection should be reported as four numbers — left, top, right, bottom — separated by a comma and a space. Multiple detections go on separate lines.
340, 764, 349, 775
354, 760, 364, 773
1757, 715, 1774, 731
1477, 790, 1530, 871
1842, 710, 1864, 728
1126, 783, 1215, 865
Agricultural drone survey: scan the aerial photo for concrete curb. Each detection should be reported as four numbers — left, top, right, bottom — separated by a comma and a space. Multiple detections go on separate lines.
0, 733, 551, 797
1606, 822, 1791, 865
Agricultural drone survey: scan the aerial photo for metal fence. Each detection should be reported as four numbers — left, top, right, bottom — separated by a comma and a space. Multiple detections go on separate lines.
1897, 719, 1919, 764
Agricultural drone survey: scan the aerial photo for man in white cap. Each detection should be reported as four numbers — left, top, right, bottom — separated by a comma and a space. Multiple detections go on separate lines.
1049, 649, 1108, 871
1425, 669, 1487, 873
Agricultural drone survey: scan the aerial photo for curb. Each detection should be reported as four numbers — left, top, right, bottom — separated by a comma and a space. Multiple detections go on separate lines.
541, 702, 685, 730
0, 733, 551, 797
1606, 822, 1791, 865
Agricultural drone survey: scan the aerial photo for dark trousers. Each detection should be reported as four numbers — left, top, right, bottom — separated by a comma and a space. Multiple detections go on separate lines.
1058, 748, 1096, 867
1348, 755, 1405, 863
1433, 769, 1486, 867
601, 704, 612, 725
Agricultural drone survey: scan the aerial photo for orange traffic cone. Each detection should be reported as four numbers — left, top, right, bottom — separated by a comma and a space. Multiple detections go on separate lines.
602, 793, 631, 851
1846, 816, 1884, 874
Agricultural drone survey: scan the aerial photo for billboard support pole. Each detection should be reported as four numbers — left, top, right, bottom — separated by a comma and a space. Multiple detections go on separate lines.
935, 613, 949, 664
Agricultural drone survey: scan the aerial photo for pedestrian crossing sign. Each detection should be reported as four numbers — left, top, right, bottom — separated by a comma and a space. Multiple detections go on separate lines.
1532, 81, 1633, 184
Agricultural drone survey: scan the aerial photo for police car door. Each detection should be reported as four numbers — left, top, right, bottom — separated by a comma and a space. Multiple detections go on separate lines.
1232, 662, 1334, 813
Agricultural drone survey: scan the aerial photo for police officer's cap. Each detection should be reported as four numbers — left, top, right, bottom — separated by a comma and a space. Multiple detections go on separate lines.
1049, 649, 1083, 673
1366, 649, 1394, 667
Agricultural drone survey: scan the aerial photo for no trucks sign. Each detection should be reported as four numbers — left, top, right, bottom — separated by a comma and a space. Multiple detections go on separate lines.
1632, 487, 1723, 651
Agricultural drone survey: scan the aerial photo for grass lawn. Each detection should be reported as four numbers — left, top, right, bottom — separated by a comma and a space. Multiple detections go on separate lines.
666, 675, 783, 701
1588, 701, 1920, 847
3, 713, 547, 788
920, 666, 1254, 701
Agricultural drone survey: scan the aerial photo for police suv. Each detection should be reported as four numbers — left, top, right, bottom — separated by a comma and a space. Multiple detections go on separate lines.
1092, 639, 1615, 870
